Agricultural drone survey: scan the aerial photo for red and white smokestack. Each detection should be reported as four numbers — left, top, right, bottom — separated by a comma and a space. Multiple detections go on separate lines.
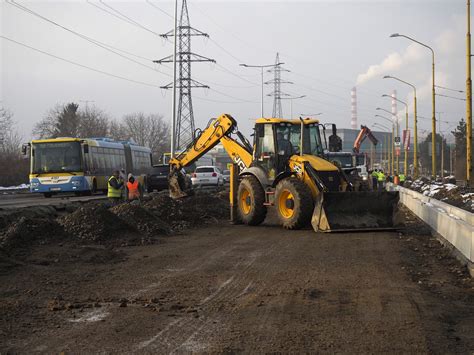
391, 90, 399, 135
351, 87, 357, 129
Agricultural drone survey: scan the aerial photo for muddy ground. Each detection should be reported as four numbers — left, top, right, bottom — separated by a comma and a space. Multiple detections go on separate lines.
0, 194, 473, 353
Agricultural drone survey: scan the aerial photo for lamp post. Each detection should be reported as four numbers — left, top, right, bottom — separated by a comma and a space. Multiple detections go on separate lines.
383, 75, 418, 177
376, 107, 396, 175
300, 113, 323, 117
391, 33, 436, 178
383, 94, 409, 176
280, 95, 306, 118
170, 0, 178, 158
467, 0, 473, 185
239, 62, 284, 117
373, 123, 391, 172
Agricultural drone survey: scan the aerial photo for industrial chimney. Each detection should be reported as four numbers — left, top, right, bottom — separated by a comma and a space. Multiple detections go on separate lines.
351, 87, 357, 129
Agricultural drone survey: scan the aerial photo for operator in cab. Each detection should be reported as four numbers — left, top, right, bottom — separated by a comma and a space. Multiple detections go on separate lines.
276, 131, 294, 172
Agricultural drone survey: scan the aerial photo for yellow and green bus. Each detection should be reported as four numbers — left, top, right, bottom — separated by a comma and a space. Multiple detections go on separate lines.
26, 137, 152, 197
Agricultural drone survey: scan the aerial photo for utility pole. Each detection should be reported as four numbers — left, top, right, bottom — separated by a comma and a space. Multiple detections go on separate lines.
240, 62, 284, 117
266, 53, 292, 118
154, 0, 215, 151
79, 100, 95, 114
467, 0, 473, 185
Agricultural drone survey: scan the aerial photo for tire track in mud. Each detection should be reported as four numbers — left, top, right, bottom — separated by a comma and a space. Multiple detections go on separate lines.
136, 236, 284, 352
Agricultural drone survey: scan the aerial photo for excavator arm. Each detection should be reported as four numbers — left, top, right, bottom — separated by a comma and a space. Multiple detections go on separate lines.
353, 125, 378, 153
169, 114, 253, 198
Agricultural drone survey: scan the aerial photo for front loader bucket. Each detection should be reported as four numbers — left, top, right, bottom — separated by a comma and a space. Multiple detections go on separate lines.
311, 191, 399, 232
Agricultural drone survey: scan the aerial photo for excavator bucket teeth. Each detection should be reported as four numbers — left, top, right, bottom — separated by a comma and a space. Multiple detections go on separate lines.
312, 191, 399, 232
168, 171, 187, 199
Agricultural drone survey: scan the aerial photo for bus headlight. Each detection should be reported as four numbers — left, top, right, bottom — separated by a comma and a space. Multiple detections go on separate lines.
71, 180, 81, 186
31, 182, 39, 188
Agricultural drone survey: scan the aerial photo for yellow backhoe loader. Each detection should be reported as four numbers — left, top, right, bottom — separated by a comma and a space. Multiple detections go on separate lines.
169, 114, 398, 232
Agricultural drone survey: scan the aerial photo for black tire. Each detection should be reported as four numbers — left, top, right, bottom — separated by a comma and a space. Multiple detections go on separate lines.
275, 178, 313, 230
237, 176, 267, 226
44, 192, 52, 198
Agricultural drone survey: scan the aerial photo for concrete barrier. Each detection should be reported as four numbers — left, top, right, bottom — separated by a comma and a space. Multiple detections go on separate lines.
387, 184, 474, 275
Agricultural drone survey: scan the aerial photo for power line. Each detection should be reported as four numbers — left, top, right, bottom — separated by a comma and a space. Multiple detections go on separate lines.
7, 0, 164, 75
99, 0, 161, 37
145, 0, 174, 19
1, 35, 161, 88
87, 0, 160, 37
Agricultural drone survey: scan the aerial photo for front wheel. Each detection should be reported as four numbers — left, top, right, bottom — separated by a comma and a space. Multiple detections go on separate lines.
237, 176, 267, 226
275, 178, 313, 230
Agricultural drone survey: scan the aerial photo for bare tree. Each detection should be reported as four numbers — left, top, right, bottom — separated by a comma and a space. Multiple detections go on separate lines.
110, 112, 170, 159
78, 106, 110, 138
33, 102, 111, 139
0, 108, 28, 186
0, 108, 22, 155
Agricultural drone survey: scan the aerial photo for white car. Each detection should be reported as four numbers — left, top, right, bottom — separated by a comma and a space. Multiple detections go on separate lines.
191, 166, 224, 187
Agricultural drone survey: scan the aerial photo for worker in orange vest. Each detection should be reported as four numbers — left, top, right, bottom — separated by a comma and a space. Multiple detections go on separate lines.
127, 173, 141, 201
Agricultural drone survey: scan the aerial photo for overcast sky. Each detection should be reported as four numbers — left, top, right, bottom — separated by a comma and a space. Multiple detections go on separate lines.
0, 0, 469, 142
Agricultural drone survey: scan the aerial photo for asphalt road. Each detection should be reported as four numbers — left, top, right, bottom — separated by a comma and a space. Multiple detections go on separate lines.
0, 192, 106, 209
2, 218, 473, 353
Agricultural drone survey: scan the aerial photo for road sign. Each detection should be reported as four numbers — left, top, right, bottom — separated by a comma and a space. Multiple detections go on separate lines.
395, 147, 401, 156
394, 136, 401, 146
403, 130, 410, 150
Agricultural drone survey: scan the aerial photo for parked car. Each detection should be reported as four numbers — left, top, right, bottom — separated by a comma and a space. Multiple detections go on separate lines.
147, 164, 169, 192
191, 166, 223, 187
147, 165, 192, 192
222, 169, 231, 184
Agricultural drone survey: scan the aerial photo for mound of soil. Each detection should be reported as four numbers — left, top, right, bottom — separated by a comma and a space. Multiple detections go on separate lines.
58, 204, 136, 243
110, 203, 171, 237
143, 192, 229, 230
0, 216, 66, 255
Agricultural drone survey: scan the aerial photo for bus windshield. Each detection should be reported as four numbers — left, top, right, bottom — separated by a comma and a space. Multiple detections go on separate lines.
32, 141, 82, 174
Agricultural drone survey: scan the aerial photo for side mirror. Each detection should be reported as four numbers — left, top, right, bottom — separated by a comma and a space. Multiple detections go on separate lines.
83, 143, 89, 154
21, 143, 30, 156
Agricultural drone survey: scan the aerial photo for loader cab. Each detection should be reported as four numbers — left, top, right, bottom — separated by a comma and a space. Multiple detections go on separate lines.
253, 119, 324, 181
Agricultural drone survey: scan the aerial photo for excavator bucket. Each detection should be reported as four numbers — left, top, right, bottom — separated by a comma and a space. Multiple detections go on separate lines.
168, 169, 187, 199
311, 191, 399, 232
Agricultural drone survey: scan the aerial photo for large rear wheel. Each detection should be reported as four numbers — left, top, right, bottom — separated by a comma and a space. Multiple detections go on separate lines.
237, 176, 267, 225
275, 178, 313, 230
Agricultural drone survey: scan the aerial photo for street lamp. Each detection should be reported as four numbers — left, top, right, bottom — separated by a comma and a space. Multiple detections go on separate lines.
383, 94, 409, 175
280, 95, 306, 118
373, 123, 391, 172
376, 107, 396, 174
383, 75, 418, 177
375, 114, 393, 124
300, 113, 323, 117
239, 62, 284, 117
391, 33, 436, 178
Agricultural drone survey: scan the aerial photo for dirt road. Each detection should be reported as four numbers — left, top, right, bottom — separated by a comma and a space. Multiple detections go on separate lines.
1, 213, 473, 353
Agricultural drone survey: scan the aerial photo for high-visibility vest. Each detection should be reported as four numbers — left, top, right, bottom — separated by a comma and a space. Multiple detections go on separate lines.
127, 180, 140, 200
371, 171, 378, 178
399, 174, 406, 182
377, 172, 385, 182
107, 176, 122, 198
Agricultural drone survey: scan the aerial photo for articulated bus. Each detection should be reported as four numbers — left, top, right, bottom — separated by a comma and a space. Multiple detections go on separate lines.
25, 137, 152, 197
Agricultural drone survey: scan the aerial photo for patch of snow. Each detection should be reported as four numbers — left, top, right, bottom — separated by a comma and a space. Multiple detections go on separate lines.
0, 184, 29, 190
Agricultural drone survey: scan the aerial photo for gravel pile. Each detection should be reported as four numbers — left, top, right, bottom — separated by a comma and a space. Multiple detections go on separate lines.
110, 203, 171, 237
0, 216, 65, 254
144, 192, 229, 230
58, 204, 136, 243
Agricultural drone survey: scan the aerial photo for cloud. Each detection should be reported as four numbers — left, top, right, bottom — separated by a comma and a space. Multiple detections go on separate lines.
356, 43, 423, 85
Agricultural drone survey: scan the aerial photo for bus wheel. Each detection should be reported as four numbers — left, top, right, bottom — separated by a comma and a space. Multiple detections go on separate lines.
44, 193, 52, 198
